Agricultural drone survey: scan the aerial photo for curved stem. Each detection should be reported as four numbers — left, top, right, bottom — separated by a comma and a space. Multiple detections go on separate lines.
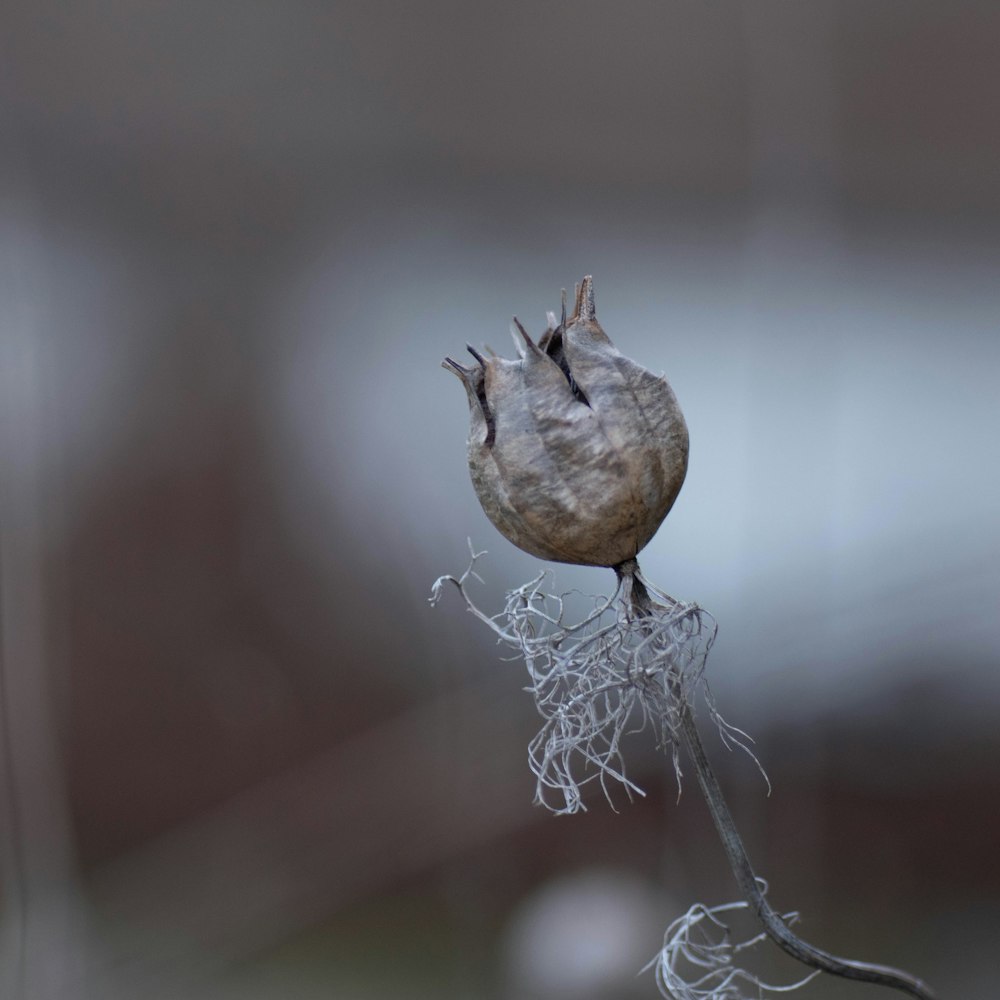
618, 562, 938, 1000
677, 707, 938, 1000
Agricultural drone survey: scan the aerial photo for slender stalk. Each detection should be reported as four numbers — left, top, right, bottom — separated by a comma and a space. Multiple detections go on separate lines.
677, 707, 937, 999
621, 563, 939, 1000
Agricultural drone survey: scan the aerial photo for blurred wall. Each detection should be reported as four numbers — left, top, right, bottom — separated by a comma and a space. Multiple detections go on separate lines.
2, 3, 999, 998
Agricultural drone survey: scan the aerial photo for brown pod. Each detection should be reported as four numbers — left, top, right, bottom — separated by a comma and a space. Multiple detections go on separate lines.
443, 276, 688, 568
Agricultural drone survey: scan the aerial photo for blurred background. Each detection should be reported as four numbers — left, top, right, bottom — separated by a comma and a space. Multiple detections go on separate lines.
2, 2, 999, 998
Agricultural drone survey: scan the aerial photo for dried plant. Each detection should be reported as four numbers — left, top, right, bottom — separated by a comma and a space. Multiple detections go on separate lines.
432, 552, 939, 999
436, 277, 938, 1000
442, 275, 687, 568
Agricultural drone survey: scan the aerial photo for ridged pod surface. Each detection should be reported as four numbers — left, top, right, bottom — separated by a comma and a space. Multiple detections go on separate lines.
444, 276, 688, 568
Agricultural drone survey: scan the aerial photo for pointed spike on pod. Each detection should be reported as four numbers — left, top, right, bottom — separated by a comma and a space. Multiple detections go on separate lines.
560, 289, 567, 329
466, 344, 488, 368
442, 356, 472, 380
508, 323, 525, 358
578, 275, 596, 321
572, 282, 581, 321
512, 316, 543, 356
545, 310, 558, 330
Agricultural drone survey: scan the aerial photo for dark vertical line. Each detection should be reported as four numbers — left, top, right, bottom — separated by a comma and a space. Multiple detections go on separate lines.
0, 536, 28, 999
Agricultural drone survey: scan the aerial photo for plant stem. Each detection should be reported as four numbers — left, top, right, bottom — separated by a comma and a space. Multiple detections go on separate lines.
677, 705, 938, 1000
618, 561, 938, 1000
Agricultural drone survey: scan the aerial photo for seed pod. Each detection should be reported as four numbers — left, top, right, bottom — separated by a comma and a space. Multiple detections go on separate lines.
443, 276, 688, 568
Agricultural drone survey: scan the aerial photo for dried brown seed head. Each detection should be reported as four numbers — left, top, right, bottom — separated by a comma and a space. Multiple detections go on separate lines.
444, 276, 688, 568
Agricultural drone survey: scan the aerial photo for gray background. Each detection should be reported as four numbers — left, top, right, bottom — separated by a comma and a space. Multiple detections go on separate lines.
2, 3, 998, 998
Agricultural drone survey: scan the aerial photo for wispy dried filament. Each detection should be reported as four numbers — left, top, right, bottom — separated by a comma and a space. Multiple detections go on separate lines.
429, 546, 758, 815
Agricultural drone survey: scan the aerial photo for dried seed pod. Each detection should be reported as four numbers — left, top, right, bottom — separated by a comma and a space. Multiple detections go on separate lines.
443, 276, 688, 568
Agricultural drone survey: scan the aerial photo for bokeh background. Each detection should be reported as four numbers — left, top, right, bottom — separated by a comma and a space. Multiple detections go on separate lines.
2, 3, 999, 998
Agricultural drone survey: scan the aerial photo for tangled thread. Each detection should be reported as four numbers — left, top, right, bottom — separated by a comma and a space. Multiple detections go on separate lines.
648, 892, 820, 999
430, 543, 762, 815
